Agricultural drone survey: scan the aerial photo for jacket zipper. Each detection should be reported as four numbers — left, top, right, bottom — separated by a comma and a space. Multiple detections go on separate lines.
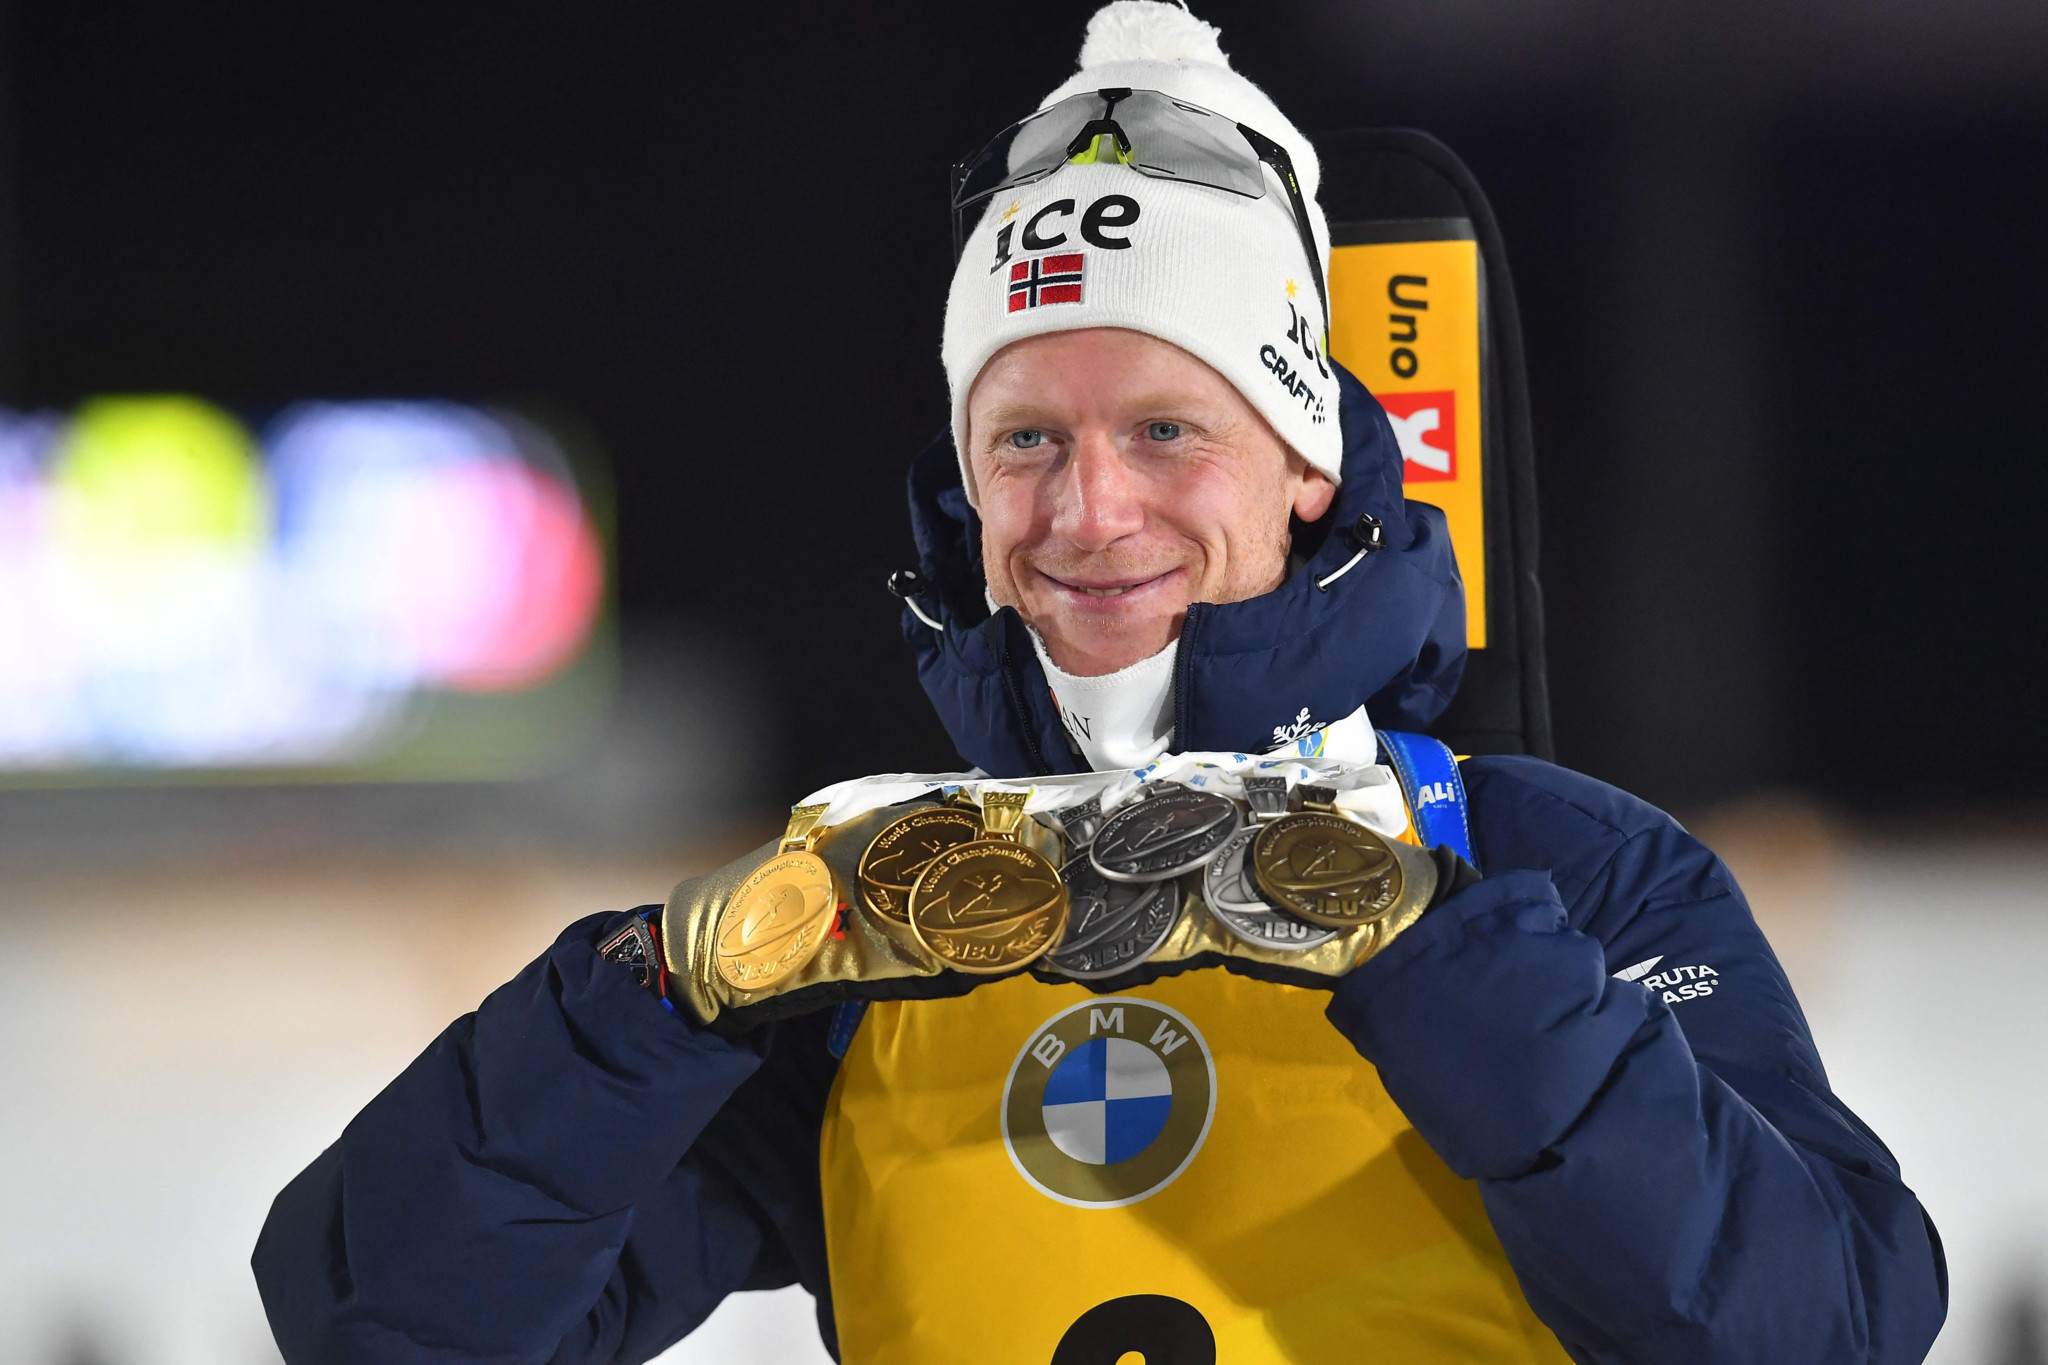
995, 611, 1055, 776
1172, 603, 1204, 752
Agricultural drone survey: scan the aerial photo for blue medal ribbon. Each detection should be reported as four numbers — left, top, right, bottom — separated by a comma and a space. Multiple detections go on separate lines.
1376, 730, 1476, 869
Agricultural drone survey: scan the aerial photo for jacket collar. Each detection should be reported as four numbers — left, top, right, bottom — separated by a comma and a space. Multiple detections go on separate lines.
901, 361, 1467, 777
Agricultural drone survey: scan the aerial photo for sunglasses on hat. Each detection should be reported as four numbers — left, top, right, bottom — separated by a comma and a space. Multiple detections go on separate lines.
951, 87, 1330, 343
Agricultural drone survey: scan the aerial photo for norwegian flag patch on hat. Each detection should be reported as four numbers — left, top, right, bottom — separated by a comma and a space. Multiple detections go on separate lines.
1008, 253, 1085, 312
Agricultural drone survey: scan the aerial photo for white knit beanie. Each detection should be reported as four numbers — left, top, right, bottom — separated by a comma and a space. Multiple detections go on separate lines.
942, 1, 1338, 503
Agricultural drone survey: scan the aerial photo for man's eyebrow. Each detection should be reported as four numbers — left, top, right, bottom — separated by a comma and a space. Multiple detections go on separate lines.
975, 402, 1059, 430
976, 395, 1209, 429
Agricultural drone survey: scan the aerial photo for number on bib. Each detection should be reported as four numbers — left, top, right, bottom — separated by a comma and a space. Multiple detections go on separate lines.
1051, 1295, 1215, 1365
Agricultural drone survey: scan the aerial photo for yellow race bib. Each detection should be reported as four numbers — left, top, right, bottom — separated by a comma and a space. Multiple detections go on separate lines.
821, 968, 1571, 1363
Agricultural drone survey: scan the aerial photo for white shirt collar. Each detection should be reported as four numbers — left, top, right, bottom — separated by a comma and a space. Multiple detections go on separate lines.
992, 592, 1382, 776
1028, 629, 1180, 773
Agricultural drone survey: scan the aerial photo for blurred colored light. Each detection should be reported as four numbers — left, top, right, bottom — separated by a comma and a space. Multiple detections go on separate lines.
0, 397, 608, 774
50, 396, 267, 557
413, 457, 605, 692
267, 401, 605, 693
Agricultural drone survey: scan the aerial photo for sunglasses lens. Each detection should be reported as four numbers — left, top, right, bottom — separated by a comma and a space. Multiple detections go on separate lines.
953, 96, 1095, 217
1113, 94, 1267, 198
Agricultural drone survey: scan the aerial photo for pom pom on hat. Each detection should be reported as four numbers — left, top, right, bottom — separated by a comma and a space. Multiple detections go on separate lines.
1077, 1, 1228, 68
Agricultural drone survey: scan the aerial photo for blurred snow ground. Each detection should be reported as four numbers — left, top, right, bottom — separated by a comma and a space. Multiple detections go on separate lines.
0, 810, 2041, 1365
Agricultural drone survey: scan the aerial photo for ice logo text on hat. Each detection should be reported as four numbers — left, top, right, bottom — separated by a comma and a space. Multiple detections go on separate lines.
989, 192, 1144, 278
1003, 997, 1216, 1208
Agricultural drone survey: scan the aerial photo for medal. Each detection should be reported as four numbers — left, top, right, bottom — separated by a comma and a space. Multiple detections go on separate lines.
1203, 826, 1335, 950
1204, 776, 1332, 950
857, 803, 984, 925
715, 803, 840, 991
1045, 854, 1180, 979
909, 790, 1069, 975
1089, 784, 1242, 883
1251, 799, 1404, 929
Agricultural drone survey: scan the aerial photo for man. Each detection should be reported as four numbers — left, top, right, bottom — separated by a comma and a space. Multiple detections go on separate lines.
254, 5, 1947, 1362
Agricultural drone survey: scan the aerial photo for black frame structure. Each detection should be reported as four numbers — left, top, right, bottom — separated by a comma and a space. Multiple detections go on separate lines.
1317, 128, 1554, 761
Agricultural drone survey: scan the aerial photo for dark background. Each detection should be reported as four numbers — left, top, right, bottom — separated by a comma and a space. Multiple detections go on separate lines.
4, 0, 2044, 816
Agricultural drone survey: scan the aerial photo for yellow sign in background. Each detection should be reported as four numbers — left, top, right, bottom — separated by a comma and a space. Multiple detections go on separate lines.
1328, 236, 1487, 648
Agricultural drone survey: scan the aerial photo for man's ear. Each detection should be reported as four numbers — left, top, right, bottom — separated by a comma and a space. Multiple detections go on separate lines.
1293, 467, 1338, 522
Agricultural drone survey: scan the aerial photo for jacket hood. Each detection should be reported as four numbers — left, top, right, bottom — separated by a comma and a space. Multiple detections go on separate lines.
901, 360, 1466, 777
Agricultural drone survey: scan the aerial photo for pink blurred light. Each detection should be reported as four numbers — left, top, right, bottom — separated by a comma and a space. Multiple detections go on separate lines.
415, 459, 605, 692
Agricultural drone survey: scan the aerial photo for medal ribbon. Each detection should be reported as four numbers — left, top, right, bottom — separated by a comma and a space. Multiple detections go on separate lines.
798, 706, 1408, 839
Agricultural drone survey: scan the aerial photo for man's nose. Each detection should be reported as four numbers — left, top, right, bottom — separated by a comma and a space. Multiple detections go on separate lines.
1051, 431, 1145, 551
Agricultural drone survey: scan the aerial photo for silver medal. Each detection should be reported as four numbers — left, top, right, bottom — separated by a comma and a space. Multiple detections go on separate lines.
1089, 784, 1242, 883
1202, 826, 1335, 951
1046, 854, 1181, 979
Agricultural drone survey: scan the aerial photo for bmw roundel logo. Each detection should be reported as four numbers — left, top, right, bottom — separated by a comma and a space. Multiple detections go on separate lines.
1002, 997, 1215, 1208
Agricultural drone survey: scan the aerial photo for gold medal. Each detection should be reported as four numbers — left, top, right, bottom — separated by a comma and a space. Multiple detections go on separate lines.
715, 803, 840, 991
908, 790, 1069, 975
856, 804, 984, 925
1251, 805, 1404, 929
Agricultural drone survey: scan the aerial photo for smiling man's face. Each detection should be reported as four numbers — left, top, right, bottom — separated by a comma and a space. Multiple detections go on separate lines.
968, 327, 1336, 676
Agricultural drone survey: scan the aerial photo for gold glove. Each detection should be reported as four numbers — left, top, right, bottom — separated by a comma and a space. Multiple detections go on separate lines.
662, 796, 1067, 1030
663, 783, 1466, 1029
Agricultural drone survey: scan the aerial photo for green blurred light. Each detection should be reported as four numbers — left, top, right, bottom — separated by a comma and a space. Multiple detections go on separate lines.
51, 396, 268, 554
